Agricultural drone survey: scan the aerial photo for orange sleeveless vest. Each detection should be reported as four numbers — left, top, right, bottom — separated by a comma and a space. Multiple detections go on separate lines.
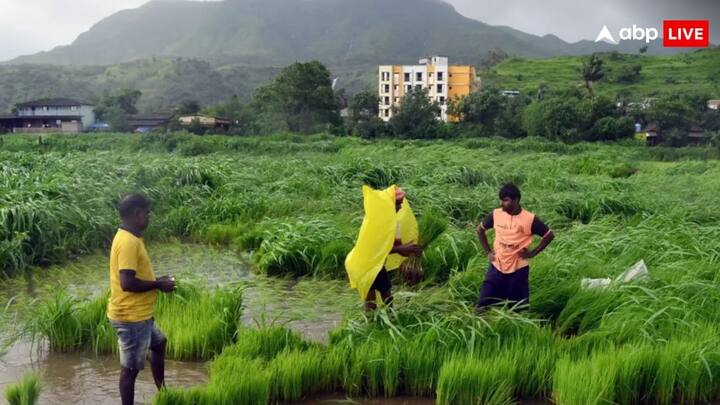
492, 208, 535, 273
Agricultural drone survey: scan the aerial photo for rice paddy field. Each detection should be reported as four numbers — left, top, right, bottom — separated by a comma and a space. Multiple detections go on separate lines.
2, 132, 720, 404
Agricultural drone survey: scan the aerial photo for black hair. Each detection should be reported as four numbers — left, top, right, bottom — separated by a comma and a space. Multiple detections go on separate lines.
117, 194, 151, 219
499, 183, 521, 201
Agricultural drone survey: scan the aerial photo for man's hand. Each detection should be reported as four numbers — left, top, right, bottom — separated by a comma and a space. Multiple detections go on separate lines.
487, 251, 496, 263
156, 276, 176, 293
519, 248, 535, 259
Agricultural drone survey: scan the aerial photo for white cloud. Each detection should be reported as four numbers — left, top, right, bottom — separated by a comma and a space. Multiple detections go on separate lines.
0, 0, 150, 61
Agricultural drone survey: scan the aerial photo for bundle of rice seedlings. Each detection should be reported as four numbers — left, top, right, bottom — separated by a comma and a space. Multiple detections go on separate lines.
400, 210, 447, 285
4, 373, 41, 405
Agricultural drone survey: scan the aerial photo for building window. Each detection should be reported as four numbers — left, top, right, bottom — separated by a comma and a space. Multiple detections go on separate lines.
384, 84, 390, 93
437, 84, 443, 93
437, 72, 444, 81
405, 85, 412, 93
42, 106, 49, 111
404, 73, 411, 82
415, 84, 422, 91
71, 106, 78, 111
416, 72, 422, 81
439, 96, 446, 104
381, 72, 390, 81
393, 85, 398, 92
384, 109, 390, 117
384, 97, 390, 106
394, 97, 399, 103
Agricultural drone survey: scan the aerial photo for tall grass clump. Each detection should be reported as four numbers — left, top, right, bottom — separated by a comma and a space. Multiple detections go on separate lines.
400, 209, 447, 284
27, 284, 243, 360
553, 352, 618, 405
253, 219, 349, 277
4, 373, 41, 405
155, 283, 244, 360
436, 355, 515, 405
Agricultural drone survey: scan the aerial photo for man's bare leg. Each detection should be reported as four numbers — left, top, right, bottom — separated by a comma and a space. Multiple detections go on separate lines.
149, 339, 167, 390
365, 290, 378, 312
119, 367, 139, 405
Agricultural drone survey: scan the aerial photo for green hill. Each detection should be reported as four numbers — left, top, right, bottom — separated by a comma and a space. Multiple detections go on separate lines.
485, 49, 720, 99
9, 0, 686, 67
0, 59, 281, 113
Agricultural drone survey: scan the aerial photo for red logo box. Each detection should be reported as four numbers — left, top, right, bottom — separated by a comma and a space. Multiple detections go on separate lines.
663, 20, 710, 47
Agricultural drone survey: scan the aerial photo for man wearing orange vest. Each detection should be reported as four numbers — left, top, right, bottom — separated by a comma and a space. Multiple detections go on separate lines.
476, 184, 554, 309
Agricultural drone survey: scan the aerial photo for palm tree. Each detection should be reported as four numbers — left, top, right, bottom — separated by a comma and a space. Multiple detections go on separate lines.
579, 54, 605, 97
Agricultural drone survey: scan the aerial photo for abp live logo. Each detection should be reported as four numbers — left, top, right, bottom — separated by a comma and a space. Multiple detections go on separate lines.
663, 20, 709, 47
595, 20, 711, 48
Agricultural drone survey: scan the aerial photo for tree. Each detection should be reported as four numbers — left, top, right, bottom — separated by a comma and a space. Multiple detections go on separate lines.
252, 61, 341, 134
175, 100, 201, 115
663, 128, 688, 147
588, 116, 635, 141
104, 106, 130, 132
647, 94, 697, 131
522, 97, 579, 141
579, 54, 605, 97
94, 89, 142, 132
187, 118, 207, 135
495, 95, 532, 138
346, 89, 386, 138
204, 95, 254, 135
613, 64, 642, 83
576, 95, 617, 134
448, 87, 506, 129
478, 48, 509, 71
702, 109, 720, 132
390, 89, 440, 139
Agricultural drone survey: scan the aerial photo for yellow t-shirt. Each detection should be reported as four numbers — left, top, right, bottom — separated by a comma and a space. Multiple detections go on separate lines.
106, 228, 157, 322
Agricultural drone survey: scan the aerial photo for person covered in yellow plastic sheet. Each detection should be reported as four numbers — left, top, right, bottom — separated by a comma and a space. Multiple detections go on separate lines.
345, 185, 423, 311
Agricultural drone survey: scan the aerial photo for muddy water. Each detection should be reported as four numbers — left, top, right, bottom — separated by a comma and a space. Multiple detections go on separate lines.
0, 243, 358, 404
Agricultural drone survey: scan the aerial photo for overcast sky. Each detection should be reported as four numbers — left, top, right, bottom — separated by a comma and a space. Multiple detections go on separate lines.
0, 0, 717, 61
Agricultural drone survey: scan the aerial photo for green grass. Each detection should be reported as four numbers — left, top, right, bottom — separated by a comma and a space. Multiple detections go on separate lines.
437, 355, 515, 405
26, 283, 243, 360
4, 373, 41, 405
487, 48, 720, 99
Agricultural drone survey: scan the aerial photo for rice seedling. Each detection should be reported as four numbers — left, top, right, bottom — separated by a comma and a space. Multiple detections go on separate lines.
436, 354, 515, 405
269, 347, 325, 401
155, 282, 244, 360
4, 372, 41, 405
553, 352, 618, 405
400, 209, 447, 285
26, 283, 243, 360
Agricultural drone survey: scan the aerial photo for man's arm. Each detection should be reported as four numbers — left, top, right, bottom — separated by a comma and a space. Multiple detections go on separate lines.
477, 213, 496, 262
520, 216, 555, 259
120, 270, 175, 293
520, 231, 554, 259
390, 239, 422, 257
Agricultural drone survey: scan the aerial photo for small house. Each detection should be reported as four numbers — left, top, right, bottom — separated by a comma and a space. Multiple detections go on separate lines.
127, 114, 173, 133
0, 98, 95, 133
178, 115, 231, 131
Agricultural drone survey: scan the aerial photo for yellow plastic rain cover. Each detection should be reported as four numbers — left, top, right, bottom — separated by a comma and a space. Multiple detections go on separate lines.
345, 185, 418, 300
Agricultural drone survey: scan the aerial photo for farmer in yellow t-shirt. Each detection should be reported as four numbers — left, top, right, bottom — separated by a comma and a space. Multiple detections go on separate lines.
107, 194, 176, 405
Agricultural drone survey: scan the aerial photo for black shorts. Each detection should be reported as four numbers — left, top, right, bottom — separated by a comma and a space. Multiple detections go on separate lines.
370, 268, 392, 293
477, 264, 529, 309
